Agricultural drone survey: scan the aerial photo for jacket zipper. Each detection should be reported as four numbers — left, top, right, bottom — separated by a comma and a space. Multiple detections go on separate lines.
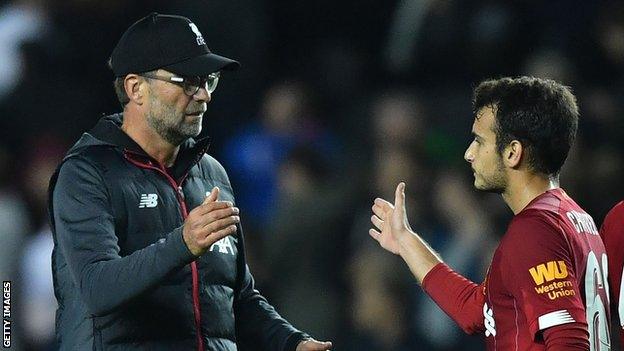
124, 152, 205, 351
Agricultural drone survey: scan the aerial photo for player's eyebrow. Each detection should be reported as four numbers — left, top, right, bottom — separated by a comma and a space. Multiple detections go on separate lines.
472, 131, 484, 141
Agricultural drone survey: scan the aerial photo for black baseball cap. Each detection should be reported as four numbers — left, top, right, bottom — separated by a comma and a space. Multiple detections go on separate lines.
110, 12, 240, 77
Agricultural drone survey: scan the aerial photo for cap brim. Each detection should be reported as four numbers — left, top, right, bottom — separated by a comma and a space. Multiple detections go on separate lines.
163, 53, 240, 76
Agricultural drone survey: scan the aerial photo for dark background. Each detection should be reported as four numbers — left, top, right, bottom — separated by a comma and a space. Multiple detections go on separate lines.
1, 0, 623, 350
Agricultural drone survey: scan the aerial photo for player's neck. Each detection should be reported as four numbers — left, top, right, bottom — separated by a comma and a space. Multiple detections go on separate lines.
502, 172, 559, 215
121, 111, 180, 168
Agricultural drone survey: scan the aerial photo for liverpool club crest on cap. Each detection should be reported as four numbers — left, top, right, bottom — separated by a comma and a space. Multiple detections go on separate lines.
188, 23, 206, 45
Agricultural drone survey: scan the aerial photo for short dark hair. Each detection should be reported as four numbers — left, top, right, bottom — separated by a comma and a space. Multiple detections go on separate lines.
108, 58, 158, 107
108, 57, 130, 107
473, 76, 579, 176
112, 77, 130, 107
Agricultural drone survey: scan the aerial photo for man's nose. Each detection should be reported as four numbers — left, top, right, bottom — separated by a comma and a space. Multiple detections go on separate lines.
464, 146, 474, 163
193, 87, 211, 103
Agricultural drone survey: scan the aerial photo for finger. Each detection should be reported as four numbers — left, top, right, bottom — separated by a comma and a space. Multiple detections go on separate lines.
198, 224, 237, 247
200, 215, 240, 236
304, 340, 333, 350
193, 207, 240, 228
394, 182, 406, 211
368, 228, 381, 241
372, 203, 387, 219
194, 201, 233, 216
370, 214, 384, 230
203, 186, 219, 204
374, 197, 394, 211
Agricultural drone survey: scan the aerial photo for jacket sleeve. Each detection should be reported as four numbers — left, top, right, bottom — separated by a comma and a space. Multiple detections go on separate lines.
233, 223, 309, 351
52, 156, 196, 316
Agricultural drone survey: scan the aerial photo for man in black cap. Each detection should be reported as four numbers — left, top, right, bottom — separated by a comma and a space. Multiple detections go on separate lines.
49, 13, 332, 351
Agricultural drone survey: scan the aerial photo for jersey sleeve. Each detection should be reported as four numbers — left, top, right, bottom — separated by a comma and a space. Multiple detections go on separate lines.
422, 262, 486, 335
600, 201, 624, 345
501, 210, 587, 340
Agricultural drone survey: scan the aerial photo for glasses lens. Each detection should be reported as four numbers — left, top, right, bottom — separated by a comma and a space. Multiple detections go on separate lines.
205, 72, 220, 93
183, 77, 201, 96
182, 73, 220, 96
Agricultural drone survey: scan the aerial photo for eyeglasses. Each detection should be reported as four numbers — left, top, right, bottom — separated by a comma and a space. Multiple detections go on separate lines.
141, 72, 220, 96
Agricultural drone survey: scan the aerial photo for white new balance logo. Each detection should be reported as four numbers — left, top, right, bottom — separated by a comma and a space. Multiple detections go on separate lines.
139, 194, 158, 208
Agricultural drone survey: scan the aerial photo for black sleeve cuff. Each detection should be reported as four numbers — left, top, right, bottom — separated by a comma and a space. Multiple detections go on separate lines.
166, 226, 197, 265
284, 332, 310, 351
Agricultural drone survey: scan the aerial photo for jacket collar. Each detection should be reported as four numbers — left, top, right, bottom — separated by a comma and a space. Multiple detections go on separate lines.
89, 113, 211, 180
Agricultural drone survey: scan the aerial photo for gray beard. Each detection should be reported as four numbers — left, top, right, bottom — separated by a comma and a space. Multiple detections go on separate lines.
146, 96, 201, 146
147, 113, 188, 146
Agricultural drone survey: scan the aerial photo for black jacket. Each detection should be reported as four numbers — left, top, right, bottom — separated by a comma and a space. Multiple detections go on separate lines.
48, 114, 307, 350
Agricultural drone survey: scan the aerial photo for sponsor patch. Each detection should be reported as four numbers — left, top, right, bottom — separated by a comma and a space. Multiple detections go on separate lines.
529, 261, 575, 300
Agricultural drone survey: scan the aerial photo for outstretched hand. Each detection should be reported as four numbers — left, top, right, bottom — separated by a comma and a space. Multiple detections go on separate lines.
296, 338, 332, 351
369, 182, 413, 255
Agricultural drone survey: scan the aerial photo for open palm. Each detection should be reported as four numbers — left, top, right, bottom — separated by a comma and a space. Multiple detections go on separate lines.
369, 182, 412, 255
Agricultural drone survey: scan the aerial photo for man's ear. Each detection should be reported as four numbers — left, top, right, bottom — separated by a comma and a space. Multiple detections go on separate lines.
503, 140, 523, 168
124, 74, 145, 105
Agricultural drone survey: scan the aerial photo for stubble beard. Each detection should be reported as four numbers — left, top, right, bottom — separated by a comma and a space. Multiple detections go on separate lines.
146, 95, 202, 146
474, 158, 507, 194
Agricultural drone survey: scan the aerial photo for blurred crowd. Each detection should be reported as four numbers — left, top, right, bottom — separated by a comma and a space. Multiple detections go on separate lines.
1, 0, 623, 350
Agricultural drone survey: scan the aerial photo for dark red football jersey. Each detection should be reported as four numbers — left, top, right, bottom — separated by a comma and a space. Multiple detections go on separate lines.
600, 201, 624, 346
483, 188, 610, 350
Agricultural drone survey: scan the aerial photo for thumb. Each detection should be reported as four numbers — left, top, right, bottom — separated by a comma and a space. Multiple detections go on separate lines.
394, 182, 406, 211
204, 186, 219, 204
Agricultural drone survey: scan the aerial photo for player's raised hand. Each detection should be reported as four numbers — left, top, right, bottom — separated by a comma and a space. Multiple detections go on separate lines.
369, 182, 413, 255
183, 186, 240, 257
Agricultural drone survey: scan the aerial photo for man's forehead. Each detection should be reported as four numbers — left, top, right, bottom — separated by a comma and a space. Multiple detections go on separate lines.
472, 106, 495, 134
475, 105, 496, 120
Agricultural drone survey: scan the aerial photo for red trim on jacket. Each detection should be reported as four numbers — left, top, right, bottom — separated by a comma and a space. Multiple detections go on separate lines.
123, 150, 204, 351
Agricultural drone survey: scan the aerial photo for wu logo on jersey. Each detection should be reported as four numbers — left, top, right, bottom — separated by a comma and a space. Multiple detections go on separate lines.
188, 23, 206, 45
139, 194, 158, 208
483, 303, 496, 337
210, 237, 234, 255
529, 261, 568, 285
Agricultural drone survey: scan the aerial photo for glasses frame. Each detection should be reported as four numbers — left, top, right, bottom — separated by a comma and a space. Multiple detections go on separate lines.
140, 72, 220, 96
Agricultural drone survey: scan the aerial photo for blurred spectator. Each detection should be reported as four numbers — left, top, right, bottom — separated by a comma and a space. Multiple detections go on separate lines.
591, 2, 624, 84
522, 48, 576, 84
15, 135, 65, 350
414, 172, 493, 350
261, 145, 352, 340
342, 247, 416, 351
18, 226, 56, 351
371, 89, 426, 151
345, 148, 432, 349
222, 80, 339, 228
0, 145, 30, 282
0, 0, 49, 99
21, 136, 66, 227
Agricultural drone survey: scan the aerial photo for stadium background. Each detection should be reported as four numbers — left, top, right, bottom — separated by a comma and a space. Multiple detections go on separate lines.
0, 0, 623, 350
